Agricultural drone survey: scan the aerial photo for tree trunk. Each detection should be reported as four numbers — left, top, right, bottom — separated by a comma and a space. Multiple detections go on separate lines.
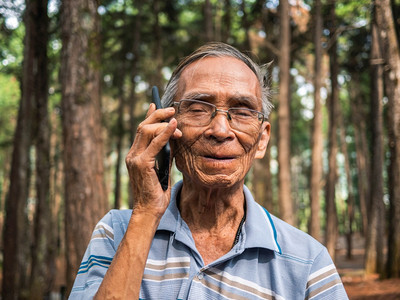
277, 0, 293, 225
113, 3, 129, 209
28, 0, 54, 298
128, 0, 142, 208
1, 0, 38, 297
0, 148, 12, 250
338, 105, 355, 260
375, 0, 400, 278
325, 0, 339, 260
204, 0, 213, 42
365, 21, 385, 275
114, 93, 124, 209
152, 0, 163, 88
241, 0, 251, 52
254, 146, 273, 212
221, 0, 231, 43
308, 0, 323, 242
349, 74, 370, 237
60, 0, 109, 293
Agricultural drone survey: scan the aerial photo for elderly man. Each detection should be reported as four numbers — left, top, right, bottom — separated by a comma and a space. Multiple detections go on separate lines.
70, 43, 348, 299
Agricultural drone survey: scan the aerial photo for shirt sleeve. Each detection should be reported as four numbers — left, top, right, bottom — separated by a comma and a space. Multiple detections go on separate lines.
304, 247, 349, 300
68, 211, 117, 300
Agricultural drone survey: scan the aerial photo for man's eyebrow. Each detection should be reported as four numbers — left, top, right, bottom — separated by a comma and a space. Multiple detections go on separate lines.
229, 95, 257, 102
228, 95, 259, 108
181, 93, 212, 100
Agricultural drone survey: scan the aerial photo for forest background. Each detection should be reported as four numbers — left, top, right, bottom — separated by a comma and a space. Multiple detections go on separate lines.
0, 0, 399, 299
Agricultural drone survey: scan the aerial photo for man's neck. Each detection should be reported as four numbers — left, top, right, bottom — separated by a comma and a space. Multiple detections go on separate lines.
178, 179, 246, 233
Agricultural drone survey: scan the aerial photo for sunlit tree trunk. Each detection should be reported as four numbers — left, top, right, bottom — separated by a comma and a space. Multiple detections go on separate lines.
375, 0, 400, 278
2, 0, 38, 297
325, 0, 339, 260
277, 0, 294, 225
60, 0, 109, 293
365, 21, 385, 275
254, 146, 273, 212
309, 0, 323, 241
114, 1, 129, 209
114, 86, 124, 209
338, 106, 355, 260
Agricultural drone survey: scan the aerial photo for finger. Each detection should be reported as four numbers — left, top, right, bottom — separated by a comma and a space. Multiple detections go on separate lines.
142, 118, 178, 160
143, 107, 176, 125
130, 122, 170, 154
171, 127, 182, 139
145, 103, 156, 119
133, 107, 176, 149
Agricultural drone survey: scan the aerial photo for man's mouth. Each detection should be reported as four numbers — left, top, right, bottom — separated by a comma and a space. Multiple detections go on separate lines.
203, 155, 235, 160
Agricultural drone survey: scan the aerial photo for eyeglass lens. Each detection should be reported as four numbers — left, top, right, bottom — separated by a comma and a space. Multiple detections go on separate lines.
175, 100, 263, 133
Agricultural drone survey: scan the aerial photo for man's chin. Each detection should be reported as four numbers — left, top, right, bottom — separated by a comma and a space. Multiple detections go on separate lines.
188, 171, 243, 189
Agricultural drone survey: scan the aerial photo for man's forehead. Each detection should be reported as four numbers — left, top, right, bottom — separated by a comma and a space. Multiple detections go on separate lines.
176, 56, 261, 101
181, 56, 256, 77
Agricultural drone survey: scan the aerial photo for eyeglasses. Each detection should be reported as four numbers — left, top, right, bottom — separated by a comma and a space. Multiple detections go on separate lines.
173, 99, 265, 132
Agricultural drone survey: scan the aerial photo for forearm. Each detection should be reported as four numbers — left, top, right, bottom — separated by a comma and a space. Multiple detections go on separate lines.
94, 211, 160, 299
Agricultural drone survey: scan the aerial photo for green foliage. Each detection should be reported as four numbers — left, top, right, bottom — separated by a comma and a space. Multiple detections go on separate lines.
0, 73, 20, 197
0, 73, 19, 148
0, 19, 24, 76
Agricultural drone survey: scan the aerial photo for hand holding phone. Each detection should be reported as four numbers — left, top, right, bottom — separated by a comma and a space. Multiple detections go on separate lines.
152, 86, 171, 191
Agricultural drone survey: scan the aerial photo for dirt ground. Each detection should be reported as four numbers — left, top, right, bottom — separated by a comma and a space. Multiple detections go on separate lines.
336, 234, 400, 299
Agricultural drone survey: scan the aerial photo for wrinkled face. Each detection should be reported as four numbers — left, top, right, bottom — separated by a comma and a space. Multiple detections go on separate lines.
172, 56, 270, 188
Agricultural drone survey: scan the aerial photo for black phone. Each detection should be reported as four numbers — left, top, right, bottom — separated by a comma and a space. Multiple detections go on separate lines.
152, 86, 171, 191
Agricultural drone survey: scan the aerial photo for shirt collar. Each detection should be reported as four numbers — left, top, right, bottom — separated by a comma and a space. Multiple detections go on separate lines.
242, 185, 282, 254
157, 181, 183, 233
157, 181, 282, 254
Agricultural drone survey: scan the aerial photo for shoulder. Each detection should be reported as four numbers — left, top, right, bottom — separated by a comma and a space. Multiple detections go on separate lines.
98, 209, 132, 248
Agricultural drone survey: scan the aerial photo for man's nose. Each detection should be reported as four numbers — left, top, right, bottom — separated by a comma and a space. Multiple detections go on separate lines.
204, 111, 235, 141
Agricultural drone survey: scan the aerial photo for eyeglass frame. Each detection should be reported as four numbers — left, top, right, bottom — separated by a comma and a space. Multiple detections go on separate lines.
173, 99, 266, 129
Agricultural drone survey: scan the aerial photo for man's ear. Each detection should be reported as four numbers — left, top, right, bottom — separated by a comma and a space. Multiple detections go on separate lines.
255, 121, 270, 159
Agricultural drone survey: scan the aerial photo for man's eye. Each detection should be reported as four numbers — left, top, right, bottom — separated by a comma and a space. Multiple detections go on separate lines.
188, 105, 208, 113
231, 109, 253, 118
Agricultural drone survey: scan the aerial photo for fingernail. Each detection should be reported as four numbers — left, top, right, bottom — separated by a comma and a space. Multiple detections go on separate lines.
166, 107, 175, 113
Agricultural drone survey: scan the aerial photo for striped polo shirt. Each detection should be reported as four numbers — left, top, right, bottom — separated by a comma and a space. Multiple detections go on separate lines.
70, 181, 348, 299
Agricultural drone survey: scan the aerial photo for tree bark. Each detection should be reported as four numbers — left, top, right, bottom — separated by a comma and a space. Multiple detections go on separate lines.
277, 0, 294, 225
365, 21, 385, 275
128, 0, 142, 208
2, 0, 37, 297
28, 0, 54, 298
337, 105, 355, 260
152, 0, 163, 88
221, 0, 231, 43
204, 0, 213, 42
60, 0, 109, 293
113, 2, 129, 209
375, 0, 400, 278
325, 0, 339, 260
241, 0, 251, 52
309, 0, 323, 242
349, 75, 370, 237
254, 146, 273, 212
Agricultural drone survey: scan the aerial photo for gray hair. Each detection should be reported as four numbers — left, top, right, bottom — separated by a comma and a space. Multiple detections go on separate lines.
161, 42, 273, 118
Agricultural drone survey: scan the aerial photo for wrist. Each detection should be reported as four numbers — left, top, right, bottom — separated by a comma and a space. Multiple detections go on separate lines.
129, 208, 163, 232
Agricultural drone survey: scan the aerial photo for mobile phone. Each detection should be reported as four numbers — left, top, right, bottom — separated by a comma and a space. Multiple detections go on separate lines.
152, 86, 171, 191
